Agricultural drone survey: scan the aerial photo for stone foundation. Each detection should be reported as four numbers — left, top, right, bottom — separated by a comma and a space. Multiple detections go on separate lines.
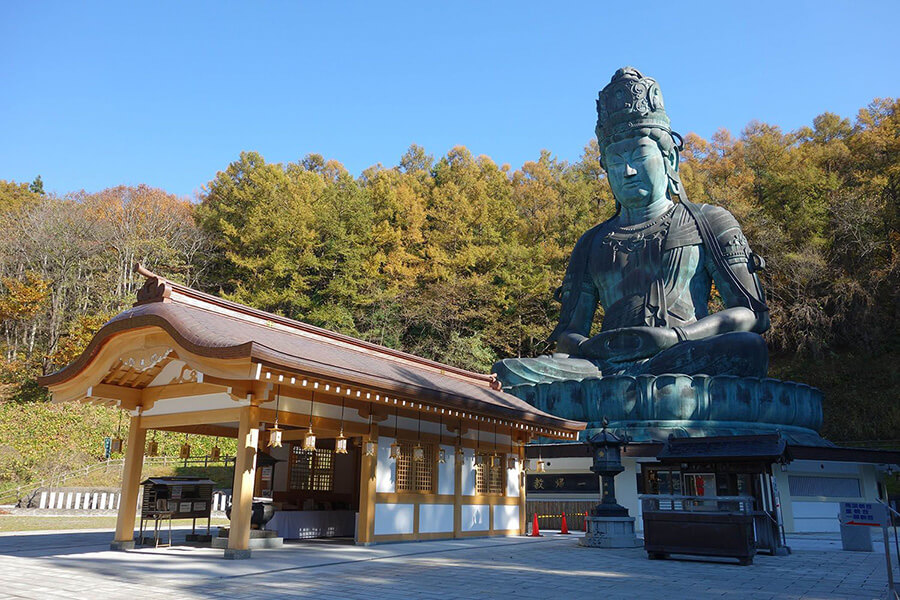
579, 516, 641, 548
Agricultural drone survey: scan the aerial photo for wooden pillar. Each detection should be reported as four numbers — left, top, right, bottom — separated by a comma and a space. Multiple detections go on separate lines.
454, 446, 463, 538
225, 404, 259, 559
110, 414, 146, 550
518, 444, 527, 535
356, 424, 377, 545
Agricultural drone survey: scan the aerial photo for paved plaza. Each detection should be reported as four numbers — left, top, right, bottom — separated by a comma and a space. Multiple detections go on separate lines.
0, 528, 897, 599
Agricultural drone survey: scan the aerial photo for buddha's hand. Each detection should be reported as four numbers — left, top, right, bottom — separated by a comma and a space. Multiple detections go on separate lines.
578, 326, 679, 361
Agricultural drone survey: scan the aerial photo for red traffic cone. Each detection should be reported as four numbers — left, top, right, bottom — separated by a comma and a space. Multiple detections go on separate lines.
531, 513, 542, 537
560, 513, 570, 534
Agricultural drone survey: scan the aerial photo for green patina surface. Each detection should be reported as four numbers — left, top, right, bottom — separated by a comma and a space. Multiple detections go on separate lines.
494, 68, 825, 444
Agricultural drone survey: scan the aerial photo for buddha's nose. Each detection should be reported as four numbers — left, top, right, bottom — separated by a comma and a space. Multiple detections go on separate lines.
625, 163, 637, 176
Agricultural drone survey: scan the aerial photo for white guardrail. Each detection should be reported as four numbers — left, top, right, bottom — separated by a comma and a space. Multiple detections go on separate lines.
34, 489, 233, 513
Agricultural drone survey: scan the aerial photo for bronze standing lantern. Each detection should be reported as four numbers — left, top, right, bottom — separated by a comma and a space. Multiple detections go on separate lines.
587, 419, 628, 517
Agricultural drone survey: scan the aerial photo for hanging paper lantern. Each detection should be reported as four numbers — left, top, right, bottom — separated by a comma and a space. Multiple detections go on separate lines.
438, 447, 447, 464
210, 445, 221, 460
490, 454, 502, 469
179, 443, 191, 459
146, 440, 158, 457
389, 440, 400, 460
335, 431, 348, 455
507, 455, 517, 470
474, 453, 485, 466
364, 440, 377, 456
303, 427, 316, 451
536, 459, 546, 473
412, 443, 424, 462
267, 423, 283, 448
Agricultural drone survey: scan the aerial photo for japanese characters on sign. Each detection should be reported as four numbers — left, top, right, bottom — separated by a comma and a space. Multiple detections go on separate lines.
839, 502, 888, 527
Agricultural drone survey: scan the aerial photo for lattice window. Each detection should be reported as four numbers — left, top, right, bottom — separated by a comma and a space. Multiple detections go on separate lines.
395, 441, 435, 493
288, 444, 334, 491
475, 455, 504, 495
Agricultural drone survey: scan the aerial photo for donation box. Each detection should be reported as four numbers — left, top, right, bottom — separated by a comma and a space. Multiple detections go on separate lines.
141, 477, 216, 519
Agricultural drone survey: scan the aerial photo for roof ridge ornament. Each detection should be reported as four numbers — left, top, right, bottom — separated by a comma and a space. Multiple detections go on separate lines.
134, 263, 173, 306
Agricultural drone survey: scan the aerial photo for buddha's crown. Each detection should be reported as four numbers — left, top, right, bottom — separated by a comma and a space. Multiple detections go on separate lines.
595, 67, 671, 149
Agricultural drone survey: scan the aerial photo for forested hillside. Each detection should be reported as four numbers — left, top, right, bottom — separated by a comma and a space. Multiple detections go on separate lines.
1, 99, 897, 490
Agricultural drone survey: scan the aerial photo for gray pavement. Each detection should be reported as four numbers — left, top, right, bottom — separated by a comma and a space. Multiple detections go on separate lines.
0, 528, 897, 599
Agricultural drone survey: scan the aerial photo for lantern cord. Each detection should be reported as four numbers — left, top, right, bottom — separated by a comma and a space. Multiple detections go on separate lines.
339, 397, 345, 432
417, 409, 421, 442
115, 410, 122, 437
274, 384, 281, 427
308, 390, 315, 429
394, 407, 399, 439
438, 414, 442, 446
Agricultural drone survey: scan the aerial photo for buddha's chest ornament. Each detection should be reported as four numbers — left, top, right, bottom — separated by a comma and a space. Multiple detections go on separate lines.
601, 205, 675, 265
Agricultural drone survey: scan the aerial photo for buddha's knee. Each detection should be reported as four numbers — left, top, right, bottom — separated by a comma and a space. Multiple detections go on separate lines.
717, 331, 769, 362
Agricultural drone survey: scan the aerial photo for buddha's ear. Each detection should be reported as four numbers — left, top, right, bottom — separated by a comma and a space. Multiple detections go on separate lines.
666, 145, 680, 174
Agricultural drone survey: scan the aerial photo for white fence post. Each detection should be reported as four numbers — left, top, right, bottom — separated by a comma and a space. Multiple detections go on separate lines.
39, 492, 48, 509
100, 493, 107, 510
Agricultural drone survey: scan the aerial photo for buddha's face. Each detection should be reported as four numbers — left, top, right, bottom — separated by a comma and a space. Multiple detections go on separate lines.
603, 136, 670, 208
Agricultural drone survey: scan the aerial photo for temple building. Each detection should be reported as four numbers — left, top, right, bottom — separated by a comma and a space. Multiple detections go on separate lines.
39, 268, 583, 558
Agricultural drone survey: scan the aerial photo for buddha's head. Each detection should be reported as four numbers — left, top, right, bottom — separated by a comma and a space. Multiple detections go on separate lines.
595, 67, 684, 210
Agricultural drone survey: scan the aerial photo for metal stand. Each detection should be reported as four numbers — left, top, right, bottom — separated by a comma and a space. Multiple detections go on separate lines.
138, 511, 173, 548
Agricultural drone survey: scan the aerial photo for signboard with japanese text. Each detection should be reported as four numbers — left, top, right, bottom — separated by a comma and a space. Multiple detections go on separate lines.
839, 502, 888, 527
526, 473, 599, 494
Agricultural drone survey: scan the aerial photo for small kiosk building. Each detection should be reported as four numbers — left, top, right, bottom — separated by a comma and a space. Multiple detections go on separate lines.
39, 268, 583, 558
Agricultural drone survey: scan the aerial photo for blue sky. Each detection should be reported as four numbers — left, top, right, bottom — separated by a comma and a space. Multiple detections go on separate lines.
2, 1, 898, 198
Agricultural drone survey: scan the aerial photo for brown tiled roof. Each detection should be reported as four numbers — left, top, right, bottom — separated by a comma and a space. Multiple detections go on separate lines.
40, 269, 584, 433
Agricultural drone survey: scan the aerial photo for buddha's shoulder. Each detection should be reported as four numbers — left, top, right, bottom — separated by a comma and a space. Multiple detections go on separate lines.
692, 202, 743, 234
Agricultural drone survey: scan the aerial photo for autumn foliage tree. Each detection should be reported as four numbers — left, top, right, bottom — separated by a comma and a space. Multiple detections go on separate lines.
0, 97, 898, 491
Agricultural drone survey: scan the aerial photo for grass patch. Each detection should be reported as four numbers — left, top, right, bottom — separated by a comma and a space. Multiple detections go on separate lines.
0, 515, 230, 533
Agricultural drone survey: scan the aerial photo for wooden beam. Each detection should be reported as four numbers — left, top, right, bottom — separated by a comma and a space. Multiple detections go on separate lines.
141, 382, 228, 404
87, 383, 143, 408
141, 407, 243, 429
154, 424, 239, 438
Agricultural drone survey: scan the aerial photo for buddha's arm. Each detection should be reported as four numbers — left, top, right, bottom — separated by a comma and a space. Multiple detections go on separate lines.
676, 208, 770, 342
555, 290, 599, 355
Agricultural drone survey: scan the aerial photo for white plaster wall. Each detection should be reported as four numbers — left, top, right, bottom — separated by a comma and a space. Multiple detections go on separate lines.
493, 505, 520, 531
418, 504, 454, 533
460, 448, 476, 496
791, 501, 841, 532
374, 503, 414, 535
461, 504, 490, 531
618, 457, 642, 529
376, 436, 396, 493
506, 459, 520, 497
438, 445, 455, 495
780, 460, 875, 533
